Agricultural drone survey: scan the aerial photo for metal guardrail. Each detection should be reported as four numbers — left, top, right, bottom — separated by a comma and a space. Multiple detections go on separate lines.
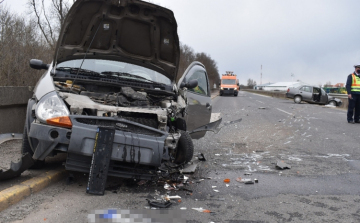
328, 93, 347, 98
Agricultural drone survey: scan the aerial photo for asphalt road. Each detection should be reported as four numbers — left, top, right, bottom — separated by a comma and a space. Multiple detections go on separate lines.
1, 91, 360, 223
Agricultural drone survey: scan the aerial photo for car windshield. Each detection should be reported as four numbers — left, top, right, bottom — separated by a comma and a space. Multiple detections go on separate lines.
56, 59, 171, 85
222, 79, 236, 85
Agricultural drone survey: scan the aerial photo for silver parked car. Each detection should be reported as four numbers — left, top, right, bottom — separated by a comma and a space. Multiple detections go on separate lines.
286, 85, 343, 106
5, 0, 221, 188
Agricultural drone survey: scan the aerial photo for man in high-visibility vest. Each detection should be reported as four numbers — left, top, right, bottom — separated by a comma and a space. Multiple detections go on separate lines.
346, 64, 360, 123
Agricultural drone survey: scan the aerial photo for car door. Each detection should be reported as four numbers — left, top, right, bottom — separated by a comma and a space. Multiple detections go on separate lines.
299, 86, 313, 102
320, 88, 328, 104
177, 61, 212, 139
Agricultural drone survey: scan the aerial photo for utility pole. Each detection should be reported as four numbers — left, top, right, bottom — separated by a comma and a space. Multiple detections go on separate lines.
260, 65, 262, 85
291, 73, 294, 81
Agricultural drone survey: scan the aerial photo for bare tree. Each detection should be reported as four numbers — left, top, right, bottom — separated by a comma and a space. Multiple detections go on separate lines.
0, 5, 53, 86
324, 81, 332, 87
27, 0, 70, 50
247, 79, 257, 87
177, 43, 220, 90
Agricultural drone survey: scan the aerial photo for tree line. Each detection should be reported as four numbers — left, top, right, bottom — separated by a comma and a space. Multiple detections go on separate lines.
0, 1, 220, 89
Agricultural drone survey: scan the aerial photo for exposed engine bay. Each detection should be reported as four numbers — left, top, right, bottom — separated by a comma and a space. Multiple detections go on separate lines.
54, 81, 187, 156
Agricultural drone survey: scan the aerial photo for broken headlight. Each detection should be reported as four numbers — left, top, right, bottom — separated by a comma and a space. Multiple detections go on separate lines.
35, 91, 72, 128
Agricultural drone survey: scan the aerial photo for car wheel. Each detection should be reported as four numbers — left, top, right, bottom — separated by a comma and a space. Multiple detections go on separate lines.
174, 131, 194, 164
328, 101, 336, 106
234, 93, 238, 97
22, 122, 45, 169
294, 96, 302, 104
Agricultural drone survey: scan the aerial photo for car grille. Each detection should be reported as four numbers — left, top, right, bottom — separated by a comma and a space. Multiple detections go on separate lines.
76, 118, 163, 137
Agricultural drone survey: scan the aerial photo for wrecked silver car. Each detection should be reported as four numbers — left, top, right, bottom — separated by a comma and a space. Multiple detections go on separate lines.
286, 85, 343, 106
6, 0, 220, 190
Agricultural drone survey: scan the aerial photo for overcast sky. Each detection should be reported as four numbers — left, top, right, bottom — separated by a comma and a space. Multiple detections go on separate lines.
5, 0, 360, 86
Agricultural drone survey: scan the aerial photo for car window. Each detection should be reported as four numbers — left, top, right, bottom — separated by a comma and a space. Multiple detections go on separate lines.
300, 86, 311, 92
222, 79, 236, 85
187, 70, 208, 96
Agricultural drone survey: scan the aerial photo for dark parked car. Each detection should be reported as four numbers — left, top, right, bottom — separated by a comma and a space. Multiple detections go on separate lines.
12, 0, 220, 187
286, 85, 343, 106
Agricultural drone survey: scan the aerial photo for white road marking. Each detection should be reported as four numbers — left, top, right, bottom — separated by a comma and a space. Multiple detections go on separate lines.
250, 93, 272, 98
276, 108, 293, 115
256, 100, 264, 104
284, 141, 291, 144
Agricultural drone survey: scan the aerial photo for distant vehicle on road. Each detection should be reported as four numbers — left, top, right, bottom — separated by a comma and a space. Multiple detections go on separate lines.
286, 85, 343, 106
220, 71, 239, 96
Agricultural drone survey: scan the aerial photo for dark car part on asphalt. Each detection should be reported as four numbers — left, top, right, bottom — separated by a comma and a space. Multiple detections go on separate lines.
244, 180, 255, 184
0, 153, 34, 180
197, 153, 206, 161
66, 173, 76, 185
146, 199, 172, 208
276, 161, 292, 170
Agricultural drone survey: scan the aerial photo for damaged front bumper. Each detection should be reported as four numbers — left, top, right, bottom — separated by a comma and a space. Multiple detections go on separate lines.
28, 115, 169, 180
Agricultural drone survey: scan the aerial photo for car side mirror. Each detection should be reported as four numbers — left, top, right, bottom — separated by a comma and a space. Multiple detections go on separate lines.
30, 59, 49, 70
237, 83, 239, 86
180, 79, 198, 89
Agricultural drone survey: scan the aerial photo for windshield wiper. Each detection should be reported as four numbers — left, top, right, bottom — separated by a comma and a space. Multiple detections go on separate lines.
101, 71, 162, 84
55, 67, 100, 76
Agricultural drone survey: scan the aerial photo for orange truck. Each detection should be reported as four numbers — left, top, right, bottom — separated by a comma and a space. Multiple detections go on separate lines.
219, 71, 239, 96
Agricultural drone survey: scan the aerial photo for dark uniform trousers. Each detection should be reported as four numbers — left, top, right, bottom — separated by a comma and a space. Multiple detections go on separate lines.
347, 94, 360, 122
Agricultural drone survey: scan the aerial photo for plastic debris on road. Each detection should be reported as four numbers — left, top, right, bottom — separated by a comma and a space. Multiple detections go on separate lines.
165, 195, 182, 200
223, 178, 230, 183
192, 208, 212, 213
180, 163, 197, 173
276, 161, 291, 169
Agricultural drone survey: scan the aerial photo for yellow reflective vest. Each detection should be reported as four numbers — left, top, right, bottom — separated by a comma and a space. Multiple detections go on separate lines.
351, 73, 360, 92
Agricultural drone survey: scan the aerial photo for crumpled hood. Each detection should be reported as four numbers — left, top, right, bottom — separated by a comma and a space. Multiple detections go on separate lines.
54, 0, 180, 81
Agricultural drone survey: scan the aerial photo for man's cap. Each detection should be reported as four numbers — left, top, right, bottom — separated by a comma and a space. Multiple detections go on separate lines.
355, 64, 360, 68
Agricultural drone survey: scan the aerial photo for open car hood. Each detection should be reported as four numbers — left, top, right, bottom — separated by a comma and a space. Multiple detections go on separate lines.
54, 0, 180, 82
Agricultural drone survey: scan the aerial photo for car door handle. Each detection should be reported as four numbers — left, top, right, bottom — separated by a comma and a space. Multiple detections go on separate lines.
206, 103, 211, 110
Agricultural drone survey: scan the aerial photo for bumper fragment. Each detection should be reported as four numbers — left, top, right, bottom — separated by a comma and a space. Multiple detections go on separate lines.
0, 154, 34, 180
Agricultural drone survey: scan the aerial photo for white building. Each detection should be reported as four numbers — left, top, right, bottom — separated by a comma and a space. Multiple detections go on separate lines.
256, 82, 307, 91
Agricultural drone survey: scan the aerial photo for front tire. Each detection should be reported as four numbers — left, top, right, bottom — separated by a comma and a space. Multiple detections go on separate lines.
174, 131, 194, 164
294, 96, 302, 104
328, 101, 336, 106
